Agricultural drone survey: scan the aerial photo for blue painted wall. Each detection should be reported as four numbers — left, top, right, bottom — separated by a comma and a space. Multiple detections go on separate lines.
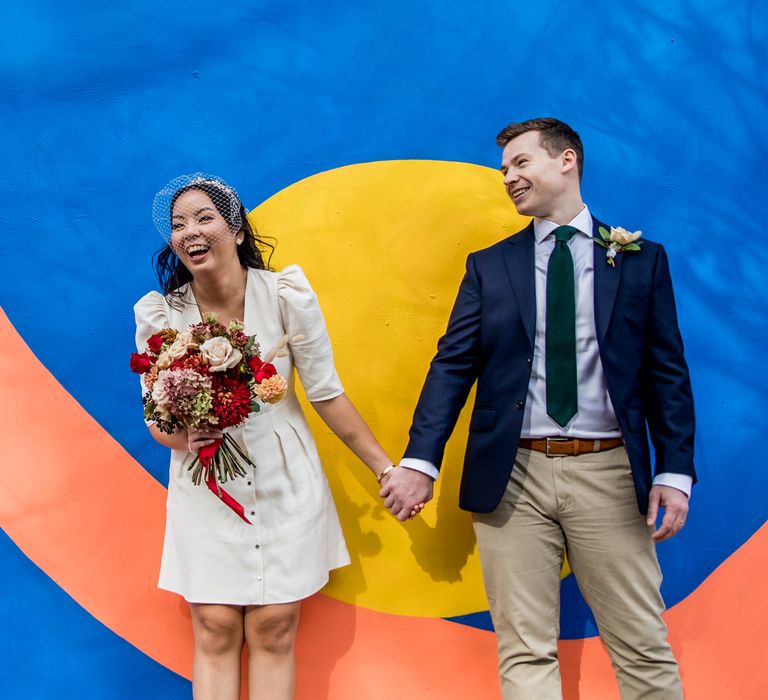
1, 0, 766, 694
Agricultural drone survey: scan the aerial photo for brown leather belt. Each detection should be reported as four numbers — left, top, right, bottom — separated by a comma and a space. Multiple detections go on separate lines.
518, 437, 624, 457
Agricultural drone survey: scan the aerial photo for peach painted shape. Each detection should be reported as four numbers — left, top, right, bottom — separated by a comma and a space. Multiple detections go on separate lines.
0, 306, 195, 676
1, 305, 766, 699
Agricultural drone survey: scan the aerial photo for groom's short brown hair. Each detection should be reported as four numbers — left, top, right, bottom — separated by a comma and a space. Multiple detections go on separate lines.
496, 117, 584, 179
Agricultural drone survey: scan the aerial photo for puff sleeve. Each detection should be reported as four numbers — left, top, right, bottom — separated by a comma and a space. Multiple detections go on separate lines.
134, 291, 168, 351
133, 291, 168, 404
277, 265, 344, 402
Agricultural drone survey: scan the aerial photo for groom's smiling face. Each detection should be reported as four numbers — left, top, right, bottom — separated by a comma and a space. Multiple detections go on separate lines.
500, 130, 572, 219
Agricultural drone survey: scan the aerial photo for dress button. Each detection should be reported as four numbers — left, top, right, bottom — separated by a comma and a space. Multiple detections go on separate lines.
254, 544, 260, 549
516, 400, 524, 409
257, 576, 263, 580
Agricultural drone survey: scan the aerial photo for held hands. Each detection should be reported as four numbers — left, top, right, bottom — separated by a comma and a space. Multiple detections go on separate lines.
187, 427, 224, 454
647, 484, 689, 542
379, 466, 434, 522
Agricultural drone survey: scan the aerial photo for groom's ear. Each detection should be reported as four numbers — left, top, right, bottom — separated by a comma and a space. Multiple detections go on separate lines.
560, 148, 579, 175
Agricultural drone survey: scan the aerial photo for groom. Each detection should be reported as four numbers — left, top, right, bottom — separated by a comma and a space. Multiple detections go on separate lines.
381, 118, 695, 699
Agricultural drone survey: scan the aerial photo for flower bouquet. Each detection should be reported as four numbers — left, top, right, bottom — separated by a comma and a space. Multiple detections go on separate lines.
130, 312, 288, 522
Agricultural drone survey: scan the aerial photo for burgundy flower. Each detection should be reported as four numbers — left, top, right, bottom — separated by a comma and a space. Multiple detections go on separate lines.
230, 330, 250, 349
211, 376, 253, 428
129, 352, 152, 374
147, 334, 164, 354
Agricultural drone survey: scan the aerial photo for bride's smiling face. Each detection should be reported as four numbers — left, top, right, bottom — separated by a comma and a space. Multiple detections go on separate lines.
170, 188, 239, 271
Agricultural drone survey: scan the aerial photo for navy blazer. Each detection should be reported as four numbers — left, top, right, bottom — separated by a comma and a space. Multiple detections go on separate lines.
404, 217, 696, 514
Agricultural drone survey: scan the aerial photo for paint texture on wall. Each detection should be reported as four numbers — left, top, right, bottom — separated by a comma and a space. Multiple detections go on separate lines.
1, 1, 767, 698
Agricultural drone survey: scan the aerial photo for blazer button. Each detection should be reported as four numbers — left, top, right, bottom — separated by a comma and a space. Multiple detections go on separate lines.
527, 358, 532, 366
516, 400, 524, 409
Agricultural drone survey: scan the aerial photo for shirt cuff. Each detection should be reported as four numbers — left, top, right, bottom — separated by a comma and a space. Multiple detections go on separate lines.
399, 458, 439, 481
652, 473, 692, 498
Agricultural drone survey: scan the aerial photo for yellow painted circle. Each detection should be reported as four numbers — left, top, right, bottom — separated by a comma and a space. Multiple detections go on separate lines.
249, 160, 564, 617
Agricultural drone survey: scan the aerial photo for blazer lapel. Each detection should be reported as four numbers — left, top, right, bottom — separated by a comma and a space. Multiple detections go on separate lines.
592, 216, 622, 345
501, 222, 536, 348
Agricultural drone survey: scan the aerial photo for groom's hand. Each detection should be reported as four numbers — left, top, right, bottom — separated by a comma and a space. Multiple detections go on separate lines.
380, 467, 434, 521
647, 485, 689, 542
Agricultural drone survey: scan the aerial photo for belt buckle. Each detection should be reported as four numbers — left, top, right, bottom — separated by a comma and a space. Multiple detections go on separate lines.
545, 437, 561, 457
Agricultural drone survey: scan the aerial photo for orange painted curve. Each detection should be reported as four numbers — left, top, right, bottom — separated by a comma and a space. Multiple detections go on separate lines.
0, 304, 766, 699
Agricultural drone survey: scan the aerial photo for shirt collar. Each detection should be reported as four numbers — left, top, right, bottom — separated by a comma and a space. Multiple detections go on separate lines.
533, 204, 593, 243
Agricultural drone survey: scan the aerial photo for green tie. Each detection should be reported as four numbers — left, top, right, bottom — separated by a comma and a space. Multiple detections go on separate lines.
546, 225, 579, 427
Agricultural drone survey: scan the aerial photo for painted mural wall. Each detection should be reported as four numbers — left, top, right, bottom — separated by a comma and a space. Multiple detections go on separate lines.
1, 1, 766, 698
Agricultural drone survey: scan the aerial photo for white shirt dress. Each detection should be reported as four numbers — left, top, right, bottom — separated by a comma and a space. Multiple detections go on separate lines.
134, 265, 351, 605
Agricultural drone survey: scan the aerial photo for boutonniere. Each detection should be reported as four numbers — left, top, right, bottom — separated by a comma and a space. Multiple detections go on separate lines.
594, 226, 642, 267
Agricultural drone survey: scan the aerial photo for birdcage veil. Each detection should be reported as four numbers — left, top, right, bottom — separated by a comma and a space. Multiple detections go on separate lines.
152, 173, 243, 254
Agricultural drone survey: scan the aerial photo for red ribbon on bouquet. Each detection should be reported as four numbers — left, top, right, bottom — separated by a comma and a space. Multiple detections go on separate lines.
198, 440, 252, 525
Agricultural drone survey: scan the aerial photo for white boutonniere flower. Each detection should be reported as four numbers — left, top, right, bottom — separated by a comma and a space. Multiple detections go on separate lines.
594, 226, 643, 267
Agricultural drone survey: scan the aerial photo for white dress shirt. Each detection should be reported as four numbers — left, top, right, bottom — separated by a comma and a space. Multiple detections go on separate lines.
524, 206, 621, 439
402, 205, 691, 497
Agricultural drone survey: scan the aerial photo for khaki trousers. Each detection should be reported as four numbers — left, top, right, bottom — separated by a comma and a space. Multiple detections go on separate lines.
472, 447, 682, 700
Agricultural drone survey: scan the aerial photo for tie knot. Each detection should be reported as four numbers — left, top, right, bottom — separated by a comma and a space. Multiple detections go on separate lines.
554, 225, 578, 244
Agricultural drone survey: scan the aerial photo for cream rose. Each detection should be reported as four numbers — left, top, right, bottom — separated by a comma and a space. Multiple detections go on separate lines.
200, 336, 243, 372
168, 330, 198, 358
155, 351, 173, 369
609, 226, 642, 246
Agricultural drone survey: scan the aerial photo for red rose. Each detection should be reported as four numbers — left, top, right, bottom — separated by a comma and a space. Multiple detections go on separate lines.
147, 334, 164, 354
248, 356, 278, 382
129, 352, 152, 374
254, 363, 277, 384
